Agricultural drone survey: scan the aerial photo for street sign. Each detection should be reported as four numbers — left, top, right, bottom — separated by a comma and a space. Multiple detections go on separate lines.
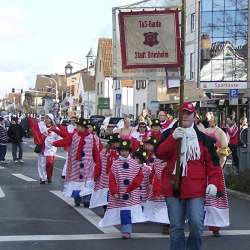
98, 97, 110, 109
229, 89, 239, 105
116, 94, 122, 106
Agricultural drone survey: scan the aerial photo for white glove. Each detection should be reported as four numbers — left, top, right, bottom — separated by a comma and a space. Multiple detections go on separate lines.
206, 184, 217, 196
172, 127, 185, 140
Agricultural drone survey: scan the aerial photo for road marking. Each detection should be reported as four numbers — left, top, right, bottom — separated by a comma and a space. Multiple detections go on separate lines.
0, 230, 250, 242
12, 174, 37, 182
0, 187, 5, 198
50, 191, 120, 234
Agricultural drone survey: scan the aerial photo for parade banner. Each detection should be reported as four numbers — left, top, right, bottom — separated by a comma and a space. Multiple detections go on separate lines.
118, 10, 180, 70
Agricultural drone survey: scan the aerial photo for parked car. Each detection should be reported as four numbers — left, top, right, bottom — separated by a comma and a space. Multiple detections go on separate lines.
99, 117, 123, 138
89, 115, 105, 135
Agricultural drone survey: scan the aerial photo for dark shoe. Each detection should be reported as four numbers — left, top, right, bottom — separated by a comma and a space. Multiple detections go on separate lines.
47, 179, 52, 183
162, 224, 170, 235
83, 202, 90, 208
121, 233, 131, 239
40, 180, 46, 184
61, 175, 65, 179
213, 231, 221, 237
74, 197, 81, 207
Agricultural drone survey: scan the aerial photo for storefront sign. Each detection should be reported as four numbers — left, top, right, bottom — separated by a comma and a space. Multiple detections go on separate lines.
119, 10, 180, 69
200, 81, 247, 90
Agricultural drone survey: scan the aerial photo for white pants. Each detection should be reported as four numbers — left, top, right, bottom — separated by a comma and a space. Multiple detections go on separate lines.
38, 154, 47, 181
62, 153, 68, 177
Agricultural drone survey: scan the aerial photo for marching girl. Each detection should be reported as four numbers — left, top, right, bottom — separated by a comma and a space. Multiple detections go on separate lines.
89, 133, 120, 210
148, 119, 162, 141
29, 113, 60, 184
142, 137, 170, 234
52, 118, 100, 207
131, 121, 150, 152
133, 149, 151, 207
99, 140, 145, 239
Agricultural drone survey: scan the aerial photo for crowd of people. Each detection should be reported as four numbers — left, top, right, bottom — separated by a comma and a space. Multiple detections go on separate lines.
0, 104, 243, 250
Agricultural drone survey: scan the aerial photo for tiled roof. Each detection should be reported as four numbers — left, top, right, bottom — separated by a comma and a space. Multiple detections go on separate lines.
99, 38, 112, 77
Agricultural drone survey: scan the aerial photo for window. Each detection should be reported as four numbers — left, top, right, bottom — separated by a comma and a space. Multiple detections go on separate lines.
100, 82, 103, 95
136, 80, 140, 90
97, 82, 99, 95
136, 103, 139, 118
191, 13, 195, 32
141, 80, 147, 89
99, 60, 102, 72
190, 53, 195, 80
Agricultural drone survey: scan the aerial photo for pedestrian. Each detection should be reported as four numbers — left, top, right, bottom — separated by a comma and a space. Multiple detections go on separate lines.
29, 113, 60, 183
99, 139, 145, 239
158, 111, 173, 131
205, 112, 231, 167
156, 101, 225, 250
149, 118, 162, 140
226, 117, 239, 172
131, 121, 150, 151
53, 117, 100, 207
136, 108, 152, 126
113, 116, 135, 140
0, 117, 9, 164
7, 117, 24, 163
89, 133, 120, 210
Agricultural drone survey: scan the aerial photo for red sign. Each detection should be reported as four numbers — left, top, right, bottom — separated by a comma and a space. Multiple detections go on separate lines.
119, 10, 181, 70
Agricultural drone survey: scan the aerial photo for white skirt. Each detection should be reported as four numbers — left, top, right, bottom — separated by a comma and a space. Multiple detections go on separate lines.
63, 180, 95, 197
89, 188, 109, 208
99, 204, 146, 227
143, 201, 170, 224
204, 206, 230, 227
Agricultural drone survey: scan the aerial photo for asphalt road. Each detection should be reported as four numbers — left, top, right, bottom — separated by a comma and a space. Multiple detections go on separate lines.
0, 138, 249, 250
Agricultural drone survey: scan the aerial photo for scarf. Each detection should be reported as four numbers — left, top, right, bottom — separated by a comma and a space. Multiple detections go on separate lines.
173, 124, 201, 176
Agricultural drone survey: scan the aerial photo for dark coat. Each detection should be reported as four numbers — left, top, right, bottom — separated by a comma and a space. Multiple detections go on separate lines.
7, 124, 23, 143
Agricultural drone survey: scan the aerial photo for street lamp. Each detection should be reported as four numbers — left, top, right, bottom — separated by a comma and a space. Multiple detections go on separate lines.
64, 63, 73, 76
41, 75, 59, 102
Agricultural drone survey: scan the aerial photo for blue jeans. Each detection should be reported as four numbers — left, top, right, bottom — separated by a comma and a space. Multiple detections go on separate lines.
166, 197, 205, 250
121, 223, 132, 234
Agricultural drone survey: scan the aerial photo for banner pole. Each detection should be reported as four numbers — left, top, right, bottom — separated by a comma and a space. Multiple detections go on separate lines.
173, 0, 186, 197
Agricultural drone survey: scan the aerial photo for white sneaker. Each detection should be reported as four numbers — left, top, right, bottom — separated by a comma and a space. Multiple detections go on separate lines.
19, 159, 24, 163
14, 160, 19, 163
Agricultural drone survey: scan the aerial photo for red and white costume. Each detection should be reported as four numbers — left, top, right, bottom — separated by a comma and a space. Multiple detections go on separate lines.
60, 124, 76, 177
29, 118, 60, 182
143, 157, 169, 224
90, 147, 118, 208
53, 130, 100, 198
140, 163, 152, 205
99, 156, 145, 227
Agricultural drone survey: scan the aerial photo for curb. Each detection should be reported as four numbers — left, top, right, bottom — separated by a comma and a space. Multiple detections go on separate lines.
227, 188, 250, 202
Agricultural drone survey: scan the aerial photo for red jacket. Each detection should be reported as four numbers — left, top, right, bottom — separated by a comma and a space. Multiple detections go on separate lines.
156, 124, 224, 199
226, 124, 239, 145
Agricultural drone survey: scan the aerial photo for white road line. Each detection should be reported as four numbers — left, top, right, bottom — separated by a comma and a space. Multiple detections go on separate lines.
50, 191, 120, 234
0, 230, 250, 242
12, 174, 37, 182
0, 187, 5, 198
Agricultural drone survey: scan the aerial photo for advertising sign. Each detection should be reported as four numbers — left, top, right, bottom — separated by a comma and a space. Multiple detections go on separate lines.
118, 10, 180, 70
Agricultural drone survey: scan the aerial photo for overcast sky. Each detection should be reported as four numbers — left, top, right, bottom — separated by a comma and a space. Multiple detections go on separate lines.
0, 0, 136, 97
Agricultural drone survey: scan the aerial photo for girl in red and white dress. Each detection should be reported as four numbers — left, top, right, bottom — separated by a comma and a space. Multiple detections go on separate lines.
29, 113, 60, 184
59, 116, 77, 179
53, 118, 100, 207
133, 149, 151, 207
90, 133, 120, 209
131, 122, 150, 152
143, 137, 170, 234
99, 140, 145, 239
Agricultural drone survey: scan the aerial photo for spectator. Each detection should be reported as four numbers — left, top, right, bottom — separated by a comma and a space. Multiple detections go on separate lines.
7, 117, 24, 163
226, 117, 239, 172
136, 109, 151, 126
0, 117, 9, 163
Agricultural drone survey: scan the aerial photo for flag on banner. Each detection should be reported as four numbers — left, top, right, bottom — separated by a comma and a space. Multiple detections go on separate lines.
119, 9, 181, 70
